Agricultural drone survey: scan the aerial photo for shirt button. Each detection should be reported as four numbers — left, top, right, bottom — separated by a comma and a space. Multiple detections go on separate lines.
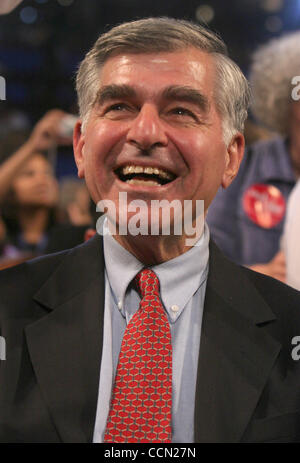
117, 301, 122, 310
171, 305, 179, 313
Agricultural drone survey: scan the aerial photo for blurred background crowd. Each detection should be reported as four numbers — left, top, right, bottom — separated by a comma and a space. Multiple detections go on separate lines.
0, 0, 300, 289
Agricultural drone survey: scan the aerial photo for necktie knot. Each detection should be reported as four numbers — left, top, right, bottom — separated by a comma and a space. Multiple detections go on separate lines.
135, 269, 160, 298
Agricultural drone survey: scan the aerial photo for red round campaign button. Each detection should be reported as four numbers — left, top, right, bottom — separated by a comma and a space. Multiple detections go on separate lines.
242, 183, 286, 229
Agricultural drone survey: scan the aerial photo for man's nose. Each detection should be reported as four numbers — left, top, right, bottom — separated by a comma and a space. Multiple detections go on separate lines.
126, 104, 168, 150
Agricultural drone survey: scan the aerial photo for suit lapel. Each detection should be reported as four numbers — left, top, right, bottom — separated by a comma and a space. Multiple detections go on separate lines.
25, 235, 105, 443
194, 241, 281, 442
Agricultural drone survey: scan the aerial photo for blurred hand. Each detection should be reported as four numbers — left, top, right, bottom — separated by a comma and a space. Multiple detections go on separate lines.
0, 0, 23, 15
249, 251, 286, 283
84, 228, 96, 242
26, 109, 73, 152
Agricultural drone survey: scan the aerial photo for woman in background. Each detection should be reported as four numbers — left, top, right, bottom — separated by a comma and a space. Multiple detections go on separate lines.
0, 109, 71, 263
1, 152, 59, 257
207, 31, 300, 282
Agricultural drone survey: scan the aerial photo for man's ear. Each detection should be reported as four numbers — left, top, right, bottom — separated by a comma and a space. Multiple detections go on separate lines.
73, 120, 85, 179
221, 132, 245, 189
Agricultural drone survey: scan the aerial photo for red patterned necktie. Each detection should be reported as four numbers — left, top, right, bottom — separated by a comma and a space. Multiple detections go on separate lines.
104, 268, 172, 443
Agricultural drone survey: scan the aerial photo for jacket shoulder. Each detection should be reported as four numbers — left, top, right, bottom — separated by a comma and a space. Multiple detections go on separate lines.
241, 265, 300, 323
0, 235, 104, 321
209, 239, 300, 328
0, 249, 71, 318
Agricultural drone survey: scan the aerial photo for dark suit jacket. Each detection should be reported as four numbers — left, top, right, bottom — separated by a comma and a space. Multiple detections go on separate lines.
0, 234, 300, 443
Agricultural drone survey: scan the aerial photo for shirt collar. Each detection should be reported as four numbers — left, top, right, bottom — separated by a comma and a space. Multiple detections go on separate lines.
151, 224, 209, 321
103, 218, 144, 310
103, 218, 210, 322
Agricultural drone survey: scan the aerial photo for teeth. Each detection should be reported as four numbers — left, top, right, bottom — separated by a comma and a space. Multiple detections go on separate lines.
144, 167, 153, 174
121, 165, 173, 180
160, 170, 172, 180
126, 179, 162, 186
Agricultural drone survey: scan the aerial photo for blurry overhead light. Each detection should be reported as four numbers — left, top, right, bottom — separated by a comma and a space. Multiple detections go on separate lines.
20, 6, 38, 24
261, 0, 283, 13
57, 0, 74, 6
195, 5, 215, 24
0, 0, 23, 15
265, 15, 283, 32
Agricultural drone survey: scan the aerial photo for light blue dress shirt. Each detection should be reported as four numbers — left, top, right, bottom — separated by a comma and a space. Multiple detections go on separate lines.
93, 220, 209, 443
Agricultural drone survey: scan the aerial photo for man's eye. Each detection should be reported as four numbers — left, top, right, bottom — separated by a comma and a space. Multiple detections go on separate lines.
169, 107, 197, 121
105, 103, 129, 113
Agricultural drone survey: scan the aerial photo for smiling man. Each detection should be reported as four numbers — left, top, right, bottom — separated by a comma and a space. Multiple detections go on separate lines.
1, 18, 300, 444
74, 46, 243, 263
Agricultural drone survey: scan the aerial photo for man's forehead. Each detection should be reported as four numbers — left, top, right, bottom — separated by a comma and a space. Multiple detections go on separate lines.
104, 47, 210, 62
98, 48, 215, 96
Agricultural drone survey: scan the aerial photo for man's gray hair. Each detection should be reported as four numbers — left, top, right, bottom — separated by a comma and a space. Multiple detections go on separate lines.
250, 31, 300, 135
76, 17, 250, 145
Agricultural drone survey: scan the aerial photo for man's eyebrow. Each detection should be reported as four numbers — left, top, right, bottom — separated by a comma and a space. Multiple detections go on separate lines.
162, 86, 210, 113
94, 84, 136, 106
93, 84, 210, 113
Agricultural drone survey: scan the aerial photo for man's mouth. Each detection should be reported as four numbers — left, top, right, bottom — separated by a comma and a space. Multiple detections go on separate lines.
115, 165, 177, 187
